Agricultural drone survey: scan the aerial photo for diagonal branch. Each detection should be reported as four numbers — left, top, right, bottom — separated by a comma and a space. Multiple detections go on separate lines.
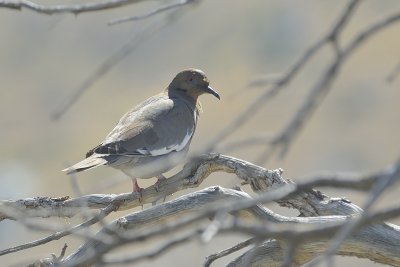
206, 0, 361, 153
0, 0, 146, 15
0, 203, 119, 257
51, 9, 185, 120
258, 9, 400, 161
203, 237, 259, 267
108, 0, 198, 25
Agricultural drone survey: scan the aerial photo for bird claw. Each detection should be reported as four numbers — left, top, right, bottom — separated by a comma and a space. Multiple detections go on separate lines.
136, 189, 144, 207
154, 175, 166, 192
132, 180, 144, 206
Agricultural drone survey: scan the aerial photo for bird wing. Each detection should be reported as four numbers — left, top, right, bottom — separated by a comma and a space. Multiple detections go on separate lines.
86, 93, 197, 158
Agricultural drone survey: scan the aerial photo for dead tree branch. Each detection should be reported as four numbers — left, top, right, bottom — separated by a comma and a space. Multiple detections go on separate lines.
108, 0, 198, 26
205, 0, 362, 154
2, 154, 400, 266
0, 0, 196, 16
53, 187, 400, 266
208, 1, 400, 164
51, 3, 194, 120
3, 153, 398, 222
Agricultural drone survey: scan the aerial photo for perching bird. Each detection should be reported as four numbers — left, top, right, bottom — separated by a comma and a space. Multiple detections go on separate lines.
63, 69, 220, 193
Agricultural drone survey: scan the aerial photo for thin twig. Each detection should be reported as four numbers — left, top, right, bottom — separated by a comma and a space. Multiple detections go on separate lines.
108, 0, 198, 25
52, 14, 179, 120
25, 243, 68, 267
101, 229, 202, 264
0, 203, 118, 256
203, 238, 258, 267
0, 0, 146, 15
257, 8, 400, 162
58, 243, 68, 261
206, 0, 361, 154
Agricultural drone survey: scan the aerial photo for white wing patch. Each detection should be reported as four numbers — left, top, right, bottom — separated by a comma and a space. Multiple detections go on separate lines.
136, 126, 194, 156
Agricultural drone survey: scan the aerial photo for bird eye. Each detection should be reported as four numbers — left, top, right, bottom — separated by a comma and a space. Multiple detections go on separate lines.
189, 78, 193, 82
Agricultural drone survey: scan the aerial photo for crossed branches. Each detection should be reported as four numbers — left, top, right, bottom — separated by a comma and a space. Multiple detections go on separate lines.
1, 154, 400, 266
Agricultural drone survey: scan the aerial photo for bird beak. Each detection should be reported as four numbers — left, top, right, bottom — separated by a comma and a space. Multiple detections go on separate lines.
205, 86, 220, 100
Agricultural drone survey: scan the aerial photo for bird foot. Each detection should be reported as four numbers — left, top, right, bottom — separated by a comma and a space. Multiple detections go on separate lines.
154, 174, 166, 192
132, 180, 144, 205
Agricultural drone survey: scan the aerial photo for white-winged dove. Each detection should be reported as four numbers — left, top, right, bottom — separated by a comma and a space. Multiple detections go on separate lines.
63, 69, 220, 193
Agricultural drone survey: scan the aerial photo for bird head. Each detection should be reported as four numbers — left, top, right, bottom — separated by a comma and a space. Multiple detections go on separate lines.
168, 69, 220, 100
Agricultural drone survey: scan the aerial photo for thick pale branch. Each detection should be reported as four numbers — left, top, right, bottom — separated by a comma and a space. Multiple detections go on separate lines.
58, 187, 341, 265
61, 187, 400, 266
1, 153, 398, 221
61, 187, 281, 266
228, 235, 400, 267
3, 154, 400, 266
0, 154, 284, 220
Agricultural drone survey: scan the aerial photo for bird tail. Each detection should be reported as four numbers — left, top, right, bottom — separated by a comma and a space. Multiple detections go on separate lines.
62, 155, 108, 175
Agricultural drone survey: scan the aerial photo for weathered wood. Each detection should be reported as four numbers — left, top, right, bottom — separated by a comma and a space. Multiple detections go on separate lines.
2, 154, 400, 266
61, 187, 400, 266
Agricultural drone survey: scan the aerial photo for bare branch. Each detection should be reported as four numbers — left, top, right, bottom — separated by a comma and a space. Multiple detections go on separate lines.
304, 157, 400, 267
203, 238, 258, 267
1, 1, 399, 266
209, 2, 400, 166
26, 243, 67, 267
62, 186, 400, 266
328, 0, 361, 39
101, 229, 201, 265
205, 37, 325, 154
342, 11, 400, 57
108, 0, 198, 26
228, 222, 400, 267
0, 0, 146, 15
2, 153, 399, 265
51, 12, 183, 120
0, 203, 118, 256
206, 0, 361, 154
60, 187, 279, 266
2, 153, 399, 222
258, 9, 400, 161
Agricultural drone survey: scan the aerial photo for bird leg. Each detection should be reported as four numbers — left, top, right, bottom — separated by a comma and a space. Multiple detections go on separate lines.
131, 178, 143, 204
132, 178, 143, 192
154, 174, 166, 192
151, 174, 167, 206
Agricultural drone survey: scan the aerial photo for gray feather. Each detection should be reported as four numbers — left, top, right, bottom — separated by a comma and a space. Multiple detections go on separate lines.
62, 155, 108, 174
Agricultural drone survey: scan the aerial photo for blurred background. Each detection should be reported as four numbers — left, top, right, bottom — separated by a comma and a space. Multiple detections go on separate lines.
1, 0, 400, 266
